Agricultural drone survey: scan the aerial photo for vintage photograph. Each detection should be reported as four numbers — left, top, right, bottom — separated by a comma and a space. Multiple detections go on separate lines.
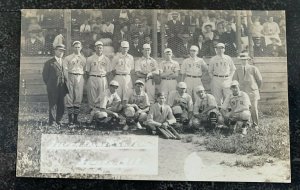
17, 9, 290, 182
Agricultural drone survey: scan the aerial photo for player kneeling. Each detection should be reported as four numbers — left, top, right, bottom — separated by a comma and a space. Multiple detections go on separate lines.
122, 80, 150, 130
144, 92, 181, 140
191, 85, 223, 132
220, 80, 251, 136
88, 80, 124, 129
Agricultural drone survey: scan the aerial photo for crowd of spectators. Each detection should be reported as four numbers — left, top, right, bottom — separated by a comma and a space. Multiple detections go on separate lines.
21, 9, 286, 58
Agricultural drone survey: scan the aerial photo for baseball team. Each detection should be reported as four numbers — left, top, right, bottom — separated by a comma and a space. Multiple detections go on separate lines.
42, 39, 262, 138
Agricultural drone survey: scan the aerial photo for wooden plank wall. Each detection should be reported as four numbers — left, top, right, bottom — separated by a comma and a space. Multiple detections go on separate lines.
19, 56, 288, 104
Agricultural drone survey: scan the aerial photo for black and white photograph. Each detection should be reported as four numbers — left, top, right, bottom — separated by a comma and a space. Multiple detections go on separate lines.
16, 9, 290, 182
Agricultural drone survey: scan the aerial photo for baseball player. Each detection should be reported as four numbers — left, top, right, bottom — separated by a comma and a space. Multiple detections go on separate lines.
159, 48, 180, 98
86, 40, 111, 110
220, 80, 251, 136
123, 80, 150, 130
89, 80, 123, 127
63, 41, 86, 125
111, 41, 135, 100
208, 43, 236, 106
181, 45, 208, 100
233, 52, 262, 129
167, 82, 193, 126
191, 85, 222, 131
135, 43, 160, 104
145, 92, 176, 133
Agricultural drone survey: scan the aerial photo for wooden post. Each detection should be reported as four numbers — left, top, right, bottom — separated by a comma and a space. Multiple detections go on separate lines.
152, 10, 158, 58
160, 11, 166, 57
235, 10, 242, 55
64, 10, 72, 55
247, 11, 254, 58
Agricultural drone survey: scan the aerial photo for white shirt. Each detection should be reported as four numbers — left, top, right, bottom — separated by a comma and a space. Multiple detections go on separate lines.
102, 23, 114, 34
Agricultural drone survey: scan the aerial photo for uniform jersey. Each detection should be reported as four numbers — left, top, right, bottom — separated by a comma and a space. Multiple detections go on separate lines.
112, 53, 134, 74
208, 54, 236, 76
125, 90, 150, 109
64, 53, 86, 74
159, 60, 180, 75
167, 91, 193, 112
181, 57, 208, 76
86, 54, 111, 76
135, 57, 159, 74
221, 91, 251, 113
193, 94, 218, 114
98, 89, 121, 109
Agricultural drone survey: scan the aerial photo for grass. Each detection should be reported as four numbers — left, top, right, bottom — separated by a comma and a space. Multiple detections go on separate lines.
183, 103, 290, 160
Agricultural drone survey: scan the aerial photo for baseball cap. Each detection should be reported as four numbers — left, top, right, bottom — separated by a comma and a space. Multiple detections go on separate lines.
230, 80, 239, 87
109, 80, 119, 87
143, 43, 151, 49
72, 41, 82, 46
216, 43, 225, 48
54, 44, 66, 51
164, 48, 172, 53
95, 111, 108, 119
177, 82, 187, 89
190, 45, 199, 51
135, 80, 145, 86
121, 41, 130, 48
238, 52, 251, 60
95, 41, 103, 46
195, 85, 205, 92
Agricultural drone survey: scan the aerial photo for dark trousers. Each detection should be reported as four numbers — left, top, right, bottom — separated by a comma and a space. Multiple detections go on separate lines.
47, 83, 66, 125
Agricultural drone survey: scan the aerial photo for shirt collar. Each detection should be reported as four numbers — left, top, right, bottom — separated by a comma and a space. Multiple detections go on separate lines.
133, 90, 145, 96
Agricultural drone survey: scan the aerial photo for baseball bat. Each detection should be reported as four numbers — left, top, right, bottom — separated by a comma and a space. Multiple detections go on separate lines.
157, 126, 171, 139
168, 126, 181, 140
164, 128, 177, 139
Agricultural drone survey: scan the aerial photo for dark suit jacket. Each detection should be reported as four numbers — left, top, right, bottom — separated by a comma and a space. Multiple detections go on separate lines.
42, 57, 68, 97
167, 20, 182, 34
113, 31, 131, 52
176, 42, 192, 58
194, 42, 205, 58
129, 43, 142, 57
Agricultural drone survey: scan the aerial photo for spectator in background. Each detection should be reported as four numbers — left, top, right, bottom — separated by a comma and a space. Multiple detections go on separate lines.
220, 23, 237, 57
27, 17, 42, 32
266, 37, 283, 57
88, 9, 103, 21
130, 18, 141, 34
184, 11, 197, 34
25, 29, 44, 56
81, 42, 94, 57
92, 19, 102, 33
167, 12, 182, 35
214, 22, 225, 40
129, 34, 142, 57
80, 20, 92, 42
202, 13, 216, 33
102, 19, 114, 39
193, 34, 205, 58
53, 29, 65, 48
113, 24, 130, 52
203, 24, 215, 41
253, 37, 265, 57
137, 25, 147, 45
141, 19, 151, 36
251, 16, 263, 38
262, 16, 281, 46
240, 17, 249, 51
177, 33, 192, 58
119, 9, 130, 21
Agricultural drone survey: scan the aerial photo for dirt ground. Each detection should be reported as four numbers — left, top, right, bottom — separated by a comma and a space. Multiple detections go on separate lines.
16, 123, 290, 182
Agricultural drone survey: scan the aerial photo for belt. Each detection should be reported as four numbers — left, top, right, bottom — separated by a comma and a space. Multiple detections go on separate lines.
187, 74, 202, 78
214, 74, 229, 78
90, 75, 106, 78
69, 72, 83, 75
116, 74, 130, 76
162, 77, 176, 80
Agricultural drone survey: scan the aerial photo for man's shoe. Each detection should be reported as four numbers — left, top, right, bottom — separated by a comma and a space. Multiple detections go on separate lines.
123, 125, 129, 131
136, 122, 143, 129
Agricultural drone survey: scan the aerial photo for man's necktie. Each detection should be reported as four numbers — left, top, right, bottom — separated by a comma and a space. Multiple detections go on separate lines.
244, 66, 246, 76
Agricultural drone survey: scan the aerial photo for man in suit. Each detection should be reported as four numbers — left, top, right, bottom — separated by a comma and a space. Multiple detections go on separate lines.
177, 33, 192, 58
42, 44, 68, 127
113, 24, 131, 52
128, 34, 142, 57
233, 52, 262, 129
167, 12, 182, 35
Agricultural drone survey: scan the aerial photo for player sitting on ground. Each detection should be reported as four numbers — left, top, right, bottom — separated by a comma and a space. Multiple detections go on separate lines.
88, 80, 123, 128
145, 92, 181, 139
167, 82, 193, 129
122, 80, 150, 130
191, 85, 223, 132
220, 80, 252, 136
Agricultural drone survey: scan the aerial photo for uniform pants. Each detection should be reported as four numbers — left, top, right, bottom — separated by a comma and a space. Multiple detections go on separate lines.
160, 79, 177, 99
211, 76, 232, 106
47, 83, 66, 125
184, 77, 203, 101
65, 74, 84, 108
138, 78, 155, 104
87, 76, 107, 109
114, 75, 132, 100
